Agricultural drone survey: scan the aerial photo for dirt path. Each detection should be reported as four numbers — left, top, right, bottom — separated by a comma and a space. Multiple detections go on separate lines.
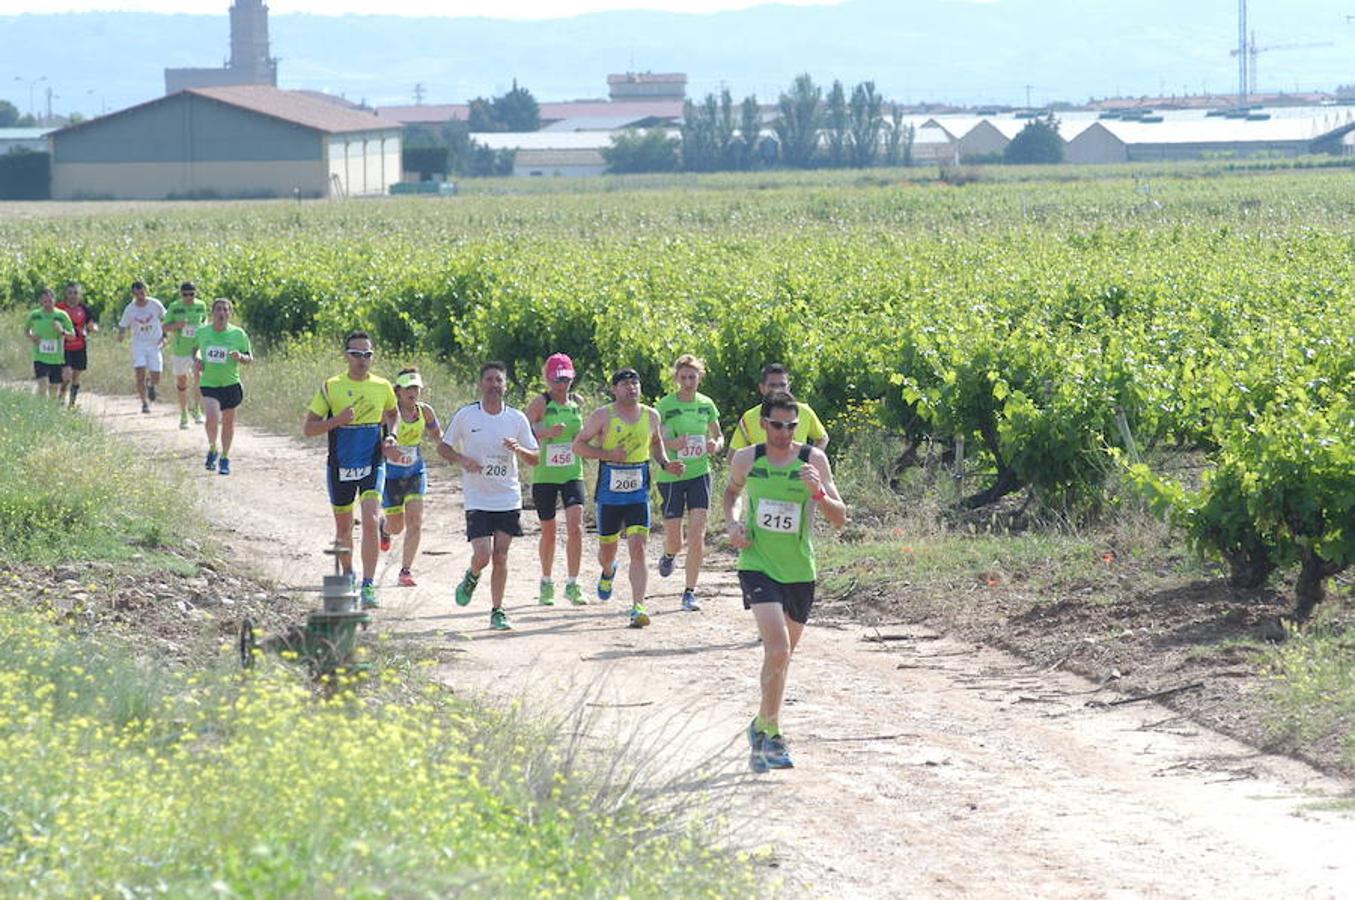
87, 391, 1355, 898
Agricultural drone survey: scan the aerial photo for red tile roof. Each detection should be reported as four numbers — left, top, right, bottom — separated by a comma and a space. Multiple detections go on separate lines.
188, 86, 397, 133
375, 100, 684, 127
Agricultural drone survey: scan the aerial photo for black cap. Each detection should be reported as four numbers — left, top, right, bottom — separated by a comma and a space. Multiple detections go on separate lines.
611, 367, 640, 385
180, 281, 196, 293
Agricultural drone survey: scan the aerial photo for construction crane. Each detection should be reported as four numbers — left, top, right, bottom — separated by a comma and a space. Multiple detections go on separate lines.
1230, 31, 1334, 101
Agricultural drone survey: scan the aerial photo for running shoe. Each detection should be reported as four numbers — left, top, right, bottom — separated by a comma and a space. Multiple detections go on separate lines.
378, 521, 391, 553
398, 569, 416, 587
217, 457, 231, 476
539, 580, 556, 606
681, 588, 701, 612
455, 569, 479, 607
360, 583, 380, 609
565, 582, 586, 606
596, 565, 617, 602
179, 412, 189, 430
762, 733, 794, 770
747, 719, 769, 774
629, 603, 651, 628
192, 407, 205, 424
658, 552, 676, 578
204, 448, 218, 471
141, 401, 151, 414
147, 384, 157, 402
489, 608, 511, 631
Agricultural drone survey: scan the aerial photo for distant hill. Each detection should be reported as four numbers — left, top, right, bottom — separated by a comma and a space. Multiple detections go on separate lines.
3, 0, 1351, 118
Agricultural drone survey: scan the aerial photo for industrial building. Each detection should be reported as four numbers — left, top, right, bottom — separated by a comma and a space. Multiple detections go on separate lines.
165, 0, 277, 94
48, 86, 401, 200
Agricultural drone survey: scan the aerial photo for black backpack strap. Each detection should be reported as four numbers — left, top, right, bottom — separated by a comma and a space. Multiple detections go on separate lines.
754, 444, 767, 460
797, 444, 813, 464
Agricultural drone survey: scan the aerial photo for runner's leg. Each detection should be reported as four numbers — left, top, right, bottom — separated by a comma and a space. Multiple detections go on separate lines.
134, 365, 147, 406
626, 531, 647, 606
220, 407, 236, 458
334, 511, 355, 576
684, 507, 708, 591
539, 516, 556, 579
752, 601, 794, 731
202, 395, 222, 449
358, 494, 381, 582
564, 503, 584, 579
490, 530, 512, 610
400, 501, 423, 572
176, 371, 189, 416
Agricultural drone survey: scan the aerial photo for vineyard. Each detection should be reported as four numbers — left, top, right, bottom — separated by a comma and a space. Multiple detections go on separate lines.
2, 166, 1351, 614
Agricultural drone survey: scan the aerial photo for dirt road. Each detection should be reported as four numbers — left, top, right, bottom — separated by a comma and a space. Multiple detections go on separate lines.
87, 391, 1355, 898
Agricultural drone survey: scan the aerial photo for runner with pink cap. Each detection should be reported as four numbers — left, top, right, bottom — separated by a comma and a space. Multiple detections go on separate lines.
525, 353, 589, 606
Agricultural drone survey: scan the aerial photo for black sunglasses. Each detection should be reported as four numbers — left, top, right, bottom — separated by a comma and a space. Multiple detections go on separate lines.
765, 419, 799, 431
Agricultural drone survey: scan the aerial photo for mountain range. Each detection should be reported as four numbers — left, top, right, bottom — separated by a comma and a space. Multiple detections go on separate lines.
2, 0, 1352, 119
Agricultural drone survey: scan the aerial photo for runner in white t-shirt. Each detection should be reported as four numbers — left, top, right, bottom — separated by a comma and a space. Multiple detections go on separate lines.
116, 279, 166, 414
438, 361, 540, 631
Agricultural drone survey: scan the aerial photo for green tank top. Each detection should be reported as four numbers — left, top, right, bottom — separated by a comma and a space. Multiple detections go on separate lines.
738, 444, 816, 583
532, 393, 584, 484
389, 402, 430, 471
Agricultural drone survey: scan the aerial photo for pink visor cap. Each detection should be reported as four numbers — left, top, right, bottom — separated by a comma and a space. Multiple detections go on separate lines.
545, 353, 576, 381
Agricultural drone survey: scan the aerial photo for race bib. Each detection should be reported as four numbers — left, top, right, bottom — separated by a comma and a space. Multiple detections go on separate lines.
394, 446, 418, 467
678, 434, 707, 459
204, 345, 229, 364
38, 339, 59, 355
546, 442, 575, 468
182, 325, 197, 338
338, 465, 372, 482
608, 466, 644, 494
482, 456, 511, 480
135, 320, 155, 335
757, 498, 802, 534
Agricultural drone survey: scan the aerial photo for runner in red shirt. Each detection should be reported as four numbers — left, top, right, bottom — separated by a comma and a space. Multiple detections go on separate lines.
56, 282, 97, 409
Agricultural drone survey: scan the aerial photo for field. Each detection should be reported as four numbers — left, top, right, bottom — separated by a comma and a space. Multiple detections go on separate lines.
2, 161, 1354, 893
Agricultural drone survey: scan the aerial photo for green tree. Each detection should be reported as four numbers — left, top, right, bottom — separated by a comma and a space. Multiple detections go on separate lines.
848, 81, 884, 168
883, 104, 911, 166
493, 79, 540, 132
1003, 115, 1064, 165
0, 100, 20, 128
774, 73, 821, 168
738, 95, 761, 169
602, 128, 680, 174
824, 79, 849, 167
467, 97, 500, 133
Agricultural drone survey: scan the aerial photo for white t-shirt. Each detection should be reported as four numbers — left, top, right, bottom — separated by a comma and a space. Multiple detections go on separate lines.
118, 298, 166, 347
444, 401, 539, 512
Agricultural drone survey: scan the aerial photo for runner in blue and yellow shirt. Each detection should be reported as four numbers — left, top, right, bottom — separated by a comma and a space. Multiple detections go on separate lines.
303, 330, 398, 609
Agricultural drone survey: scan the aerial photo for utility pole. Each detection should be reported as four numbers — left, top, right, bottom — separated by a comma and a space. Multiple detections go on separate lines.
1024, 83, 1033, 108
1237, 0, 1249, 106
13, 74, 46, 120
413, 82, 425, 106
45, 85, 56, 124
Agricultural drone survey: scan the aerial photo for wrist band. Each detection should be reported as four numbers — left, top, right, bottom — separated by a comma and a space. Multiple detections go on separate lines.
812, 488, 827, 501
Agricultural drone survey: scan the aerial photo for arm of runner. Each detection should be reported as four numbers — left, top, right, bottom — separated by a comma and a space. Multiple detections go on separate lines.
526, 394, 564, 439
800, 447, 847, 528
573, 408, 624, 462
706, 414, 725, 457
651, 408, 684, 476
723, 449, 754, 548
303, 386, 355, 437
437, 411, 482, 473
421, 403, 443, 444
806, 406, 830, 450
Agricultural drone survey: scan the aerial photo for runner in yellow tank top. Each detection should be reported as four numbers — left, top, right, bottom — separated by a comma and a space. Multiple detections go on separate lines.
573, 367, 684, 628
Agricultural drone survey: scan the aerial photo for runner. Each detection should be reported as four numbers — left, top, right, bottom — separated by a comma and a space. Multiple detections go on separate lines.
163, 281, 208, 430
381, 367, 442, 588
723, 391, 847, 772
525, 353, 588, 607
195, 299, 252, 477
56, 282, 96, 409
573, 367, 684, 628
303, 330, 398, 610
728, 363, 829, 453
25, 288, 74, 401
438, 361, 539, 632
655, 354, 723, 611
115, 280, 166, 415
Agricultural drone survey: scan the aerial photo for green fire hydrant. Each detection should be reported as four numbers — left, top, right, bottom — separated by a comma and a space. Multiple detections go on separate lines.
239, 545, 372, 677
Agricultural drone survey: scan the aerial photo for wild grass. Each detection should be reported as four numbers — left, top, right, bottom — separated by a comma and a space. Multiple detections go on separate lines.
0, 387, 196, 562
1262, 600, 1355, 766
0, 608, 768, 897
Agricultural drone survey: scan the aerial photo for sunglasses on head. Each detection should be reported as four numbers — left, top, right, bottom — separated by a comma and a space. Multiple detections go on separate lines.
765, 419, 799, 431
346, 349, 374, 359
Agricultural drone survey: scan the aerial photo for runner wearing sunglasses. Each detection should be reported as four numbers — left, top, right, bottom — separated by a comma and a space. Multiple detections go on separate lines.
724, 391, 847, 772
303, 330, 398, 609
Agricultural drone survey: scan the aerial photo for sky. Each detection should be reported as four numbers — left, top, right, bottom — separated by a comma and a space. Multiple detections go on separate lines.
0, 0, 843, 16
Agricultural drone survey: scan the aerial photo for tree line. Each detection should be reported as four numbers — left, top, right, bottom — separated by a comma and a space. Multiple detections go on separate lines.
604, 73, 917, 175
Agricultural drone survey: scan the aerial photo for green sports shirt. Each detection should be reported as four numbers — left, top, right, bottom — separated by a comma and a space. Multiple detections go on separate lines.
532, 393, 585, 484
655, 391, 720, 483
195, 324, 252, 388
164, 299, 209, 357
26, 308, 74, 365
737, 444, 816, 583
